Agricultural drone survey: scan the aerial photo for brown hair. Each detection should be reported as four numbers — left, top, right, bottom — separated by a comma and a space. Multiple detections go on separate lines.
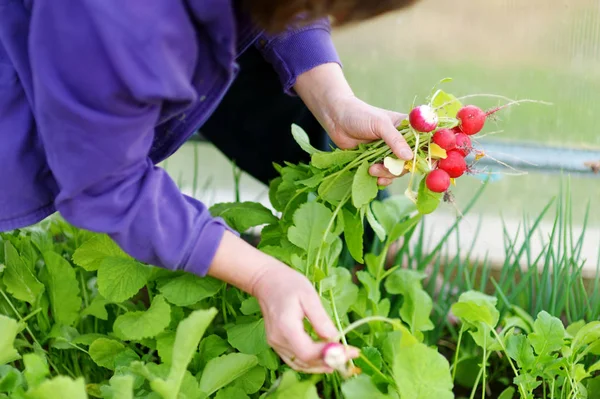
244, 0, 420, 33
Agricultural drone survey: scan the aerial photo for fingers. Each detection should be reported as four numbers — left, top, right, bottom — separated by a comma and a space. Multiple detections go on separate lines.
386, 110, 408, 127
369, 163, 396, 179
301, 292, 338, 340
369, 163, 407, 186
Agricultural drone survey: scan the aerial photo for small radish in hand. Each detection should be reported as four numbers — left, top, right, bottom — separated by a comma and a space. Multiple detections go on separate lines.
322, 343, 348, 371
409, 105, 438, 132
432, 128, 457, 151
426, 169, 451, 193
454, 133, 473, 156
438, 150, 468, 178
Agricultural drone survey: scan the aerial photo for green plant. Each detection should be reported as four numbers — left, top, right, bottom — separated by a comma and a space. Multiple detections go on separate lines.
451, 291, 600, 399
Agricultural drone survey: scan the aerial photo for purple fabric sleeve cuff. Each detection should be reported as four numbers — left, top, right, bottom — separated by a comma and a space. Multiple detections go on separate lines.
256, 19, 342, 95
180, 216, 239, 277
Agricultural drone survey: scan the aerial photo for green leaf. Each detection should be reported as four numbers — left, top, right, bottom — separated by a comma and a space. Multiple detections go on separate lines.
157, 274, 224, 307
587, 376, 600, 398
506, 334, 535, 371
0, 315, 20, 365
0, 365, 23, 393
150, 308, 218, 399
42, 252, 81, 327
342, 208, 364, 263
451, 291, 499, 329
572, 321, 600, 352
497, 387, 516, 399
431, 89, 462, 118
268, 370, 319, 399
528, 311, 565, 357
2, 242, 44, 304
311, 150, 359, 169
71, 234, 127, 272
356, 271, 380, 304
101, 375, 135, 399
371, 196, 416, 234
215, 386, 249, 399
388, 214, 422, 244
232, 366, 266, 394
291, 124, 322, 155
46, 324, 79, 350
97, 257, 152, 303
352, 161, 378, 209
354, 347, 383, 378
80, 296, 109, 320
26, 376, 87, 399
18, 238, 37, 271
23, 353, 49, 388
321, 268, 359, 316
198, 353, 258, 397
416, 176, 442, 215
209, 202, 278, 233
366, 203, 386, 242
71, 333, 107, 346
566, 320, 586, 337
393, 343, 453, 399
156, 332, 176, 365
113, 295, 171, 340
240, 297, 261, 315
89, 338, 126, 370
268, 177, 284, 211
341, 374, 390, 399
288, 202, 334, 253
226, 319, 269, 355
317, 171, 353, 205
385, 269, 434, 334
257, 349, 280, 371
199, 335, 230, 366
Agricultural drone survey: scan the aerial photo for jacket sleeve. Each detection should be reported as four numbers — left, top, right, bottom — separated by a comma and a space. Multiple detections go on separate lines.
28, 1, 233, 276
255, 17, 342, 95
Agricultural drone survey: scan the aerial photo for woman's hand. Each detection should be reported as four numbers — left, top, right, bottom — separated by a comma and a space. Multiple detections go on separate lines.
251, 262, 359, 372
208, 231, 358, 373
295, 63, 413, 186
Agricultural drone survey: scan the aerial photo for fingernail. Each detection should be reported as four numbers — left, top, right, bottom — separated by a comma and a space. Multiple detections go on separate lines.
400, 148, 413, 160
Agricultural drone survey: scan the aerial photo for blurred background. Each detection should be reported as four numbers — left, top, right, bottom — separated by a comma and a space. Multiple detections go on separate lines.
161, 0, 600, 273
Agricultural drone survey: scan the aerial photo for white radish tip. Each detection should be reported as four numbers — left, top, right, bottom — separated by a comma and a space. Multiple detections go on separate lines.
419, 105, 438, 127
322, 343, 347, 370
410, 105, 438, 132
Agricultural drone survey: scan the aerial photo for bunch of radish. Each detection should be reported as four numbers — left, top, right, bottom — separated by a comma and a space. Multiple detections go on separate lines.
409, 104, 488, 193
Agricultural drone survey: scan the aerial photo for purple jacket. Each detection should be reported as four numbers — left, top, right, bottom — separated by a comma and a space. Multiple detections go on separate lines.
0, 0, 340, 276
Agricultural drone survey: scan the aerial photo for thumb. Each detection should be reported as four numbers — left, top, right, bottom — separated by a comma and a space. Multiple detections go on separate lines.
378, 115, 413, 161
302, 293, 339, 340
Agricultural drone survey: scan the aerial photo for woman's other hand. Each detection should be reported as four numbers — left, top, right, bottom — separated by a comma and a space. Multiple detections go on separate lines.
208, 231, 358, 373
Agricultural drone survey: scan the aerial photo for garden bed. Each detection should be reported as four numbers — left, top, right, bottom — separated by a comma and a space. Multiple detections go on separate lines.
1, 87, 598, 399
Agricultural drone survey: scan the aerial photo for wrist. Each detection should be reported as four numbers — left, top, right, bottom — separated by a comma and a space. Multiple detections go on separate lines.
206, 230, 282, 297
294, 63, 354, 131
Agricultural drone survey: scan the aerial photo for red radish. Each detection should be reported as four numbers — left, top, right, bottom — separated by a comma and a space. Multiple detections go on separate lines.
438, 150, 468, 178
456, 105, 486, 135
409, 105, 438, 132
432, 128, 456, 150
322, 343, 347, 370
454, 133, 473, 156
426, 169, 451, 193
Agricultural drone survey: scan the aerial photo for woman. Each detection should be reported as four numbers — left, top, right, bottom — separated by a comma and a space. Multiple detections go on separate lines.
0, 0, 418, 373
